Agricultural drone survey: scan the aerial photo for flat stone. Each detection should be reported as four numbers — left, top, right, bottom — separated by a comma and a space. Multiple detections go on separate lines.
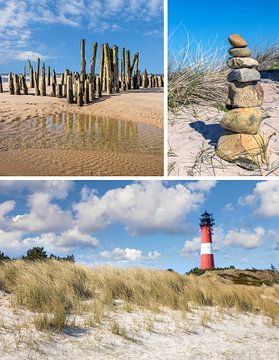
228, 47, 251, 57
228, 34, 247, 48
227, 82, 264, 108
216, 133, 267, 162
227, 57, 259, 69
220, 107, 262, 134
228, 68, 260, 83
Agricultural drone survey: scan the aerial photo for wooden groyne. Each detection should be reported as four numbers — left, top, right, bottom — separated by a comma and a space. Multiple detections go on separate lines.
0, 40, 164, 107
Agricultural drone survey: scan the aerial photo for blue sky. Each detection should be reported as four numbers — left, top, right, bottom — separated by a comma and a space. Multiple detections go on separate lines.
0, 0, 163, 74
0, 180, 279, 273
169, 0, 279, 57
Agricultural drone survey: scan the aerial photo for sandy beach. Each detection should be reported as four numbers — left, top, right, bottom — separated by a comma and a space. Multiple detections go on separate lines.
0, 290, 278, 360
0, 81, 163, 176
168, 78, 279, 176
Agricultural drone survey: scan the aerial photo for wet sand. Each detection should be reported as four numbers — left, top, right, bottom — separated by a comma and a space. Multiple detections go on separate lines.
0, 81, 163, 176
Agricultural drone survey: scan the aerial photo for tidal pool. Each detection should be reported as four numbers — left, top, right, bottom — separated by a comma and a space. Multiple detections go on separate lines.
0, 113, 163, 154
0, 113, 163, 176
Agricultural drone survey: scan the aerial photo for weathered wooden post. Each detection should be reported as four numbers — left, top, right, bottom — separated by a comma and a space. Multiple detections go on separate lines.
0, 75, 3, 93
21, 75, 28, 95
125, 50, 131, 90
51, 70, 56, 97
96, 76, 101, 98
66, 74, 73, 104
100, 44, 105, 91
34, 73, 40, 95
8, 73, 14, 94
77, 79, 84, 107
148, 74, 152, 88
56, 83, 62, 98
40, 64, 46, 96
80, 39, 86, 82
14, 74, 20, 95
90, 42, 97, 83
47, 66, 51, 86
104, 43, 112, 94
24, 65, 26, 78
112, 45, 119, 93
84, 79, 89, 104
121, 48, 126, 91
136, 70, 141, 89
158, 75, 163, 88
36, 58, 40, 85
28, 60, 34, 88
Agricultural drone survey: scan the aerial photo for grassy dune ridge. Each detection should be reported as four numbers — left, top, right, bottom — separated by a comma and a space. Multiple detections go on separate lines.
0, 260, 278, 331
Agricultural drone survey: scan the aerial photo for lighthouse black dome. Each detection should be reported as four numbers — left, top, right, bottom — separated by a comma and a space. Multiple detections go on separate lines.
200, 210, 215, 226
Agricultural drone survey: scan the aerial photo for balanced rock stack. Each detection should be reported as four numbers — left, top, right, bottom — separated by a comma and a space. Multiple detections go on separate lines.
216, 34, 266, 167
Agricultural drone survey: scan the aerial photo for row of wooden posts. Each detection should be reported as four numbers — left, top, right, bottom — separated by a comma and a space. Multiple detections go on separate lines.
0, 40, 164, 107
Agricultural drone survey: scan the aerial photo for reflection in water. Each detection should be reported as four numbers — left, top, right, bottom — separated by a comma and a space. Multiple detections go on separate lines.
0, 113, 163, 155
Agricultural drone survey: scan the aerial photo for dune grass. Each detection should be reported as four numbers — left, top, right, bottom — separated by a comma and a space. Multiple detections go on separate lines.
0, 260, 278, 331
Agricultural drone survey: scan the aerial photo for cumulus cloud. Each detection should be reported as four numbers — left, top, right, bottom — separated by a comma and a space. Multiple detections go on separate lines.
0, 180, 73, 199
239, 181, 279, 217
100, 247, 160, 262
12, 192, 73, 232
223, 227, 265, 249
0, 0, 163, 61
74, 181, 209, 235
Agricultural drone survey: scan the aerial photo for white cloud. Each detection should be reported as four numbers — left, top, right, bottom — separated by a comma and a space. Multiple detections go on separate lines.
223, 227, 265, 249
74, 181, 210, 235
181, 237, 201, 255
15, 51, 50, 61
100, 247, 160, 262
225, 203, 234, 212
187, 180, 217, 192
239, 181, 279, 217
12, 192, 73, 232
0, 180, 73, 199
0, 0, 163, 62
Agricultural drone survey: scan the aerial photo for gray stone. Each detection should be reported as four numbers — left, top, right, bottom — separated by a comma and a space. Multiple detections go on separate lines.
228, 47, 251, 57
227, 57, 259, 69
228, 68, 260, 83
227, 82, 264, 108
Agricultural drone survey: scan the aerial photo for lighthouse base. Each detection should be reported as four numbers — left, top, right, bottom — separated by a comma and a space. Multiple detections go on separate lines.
200, 254, 215, 270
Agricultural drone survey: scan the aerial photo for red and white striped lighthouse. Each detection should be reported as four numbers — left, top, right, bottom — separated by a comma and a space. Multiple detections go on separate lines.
200, 211, 215, 270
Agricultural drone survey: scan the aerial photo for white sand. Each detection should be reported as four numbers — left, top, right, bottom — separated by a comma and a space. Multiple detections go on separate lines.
168, 80, 279, 176
1, 291, 278, 360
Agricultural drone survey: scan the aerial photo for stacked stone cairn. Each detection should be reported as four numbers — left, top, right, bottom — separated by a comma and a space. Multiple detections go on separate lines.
216, 34, 266, 169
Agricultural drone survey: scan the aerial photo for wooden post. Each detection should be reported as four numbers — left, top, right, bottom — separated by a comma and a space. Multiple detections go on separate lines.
66, 75, 73, 104
0, 75, 3, 93
14, 74, 20, 95
34, 73, 40, 95
84, 79, 89, 104
112, 45, 119, 93
96, 76, 101, 98
21, 75, 28, 95
77, 79, 84, 107
125, 50, 131, 90
148, 74, 152, 88
121, 48, 126, 91
56, 84, 62, 98
47, 66, 51, 86
24, 65, 26, 78
51, 70, 56, 97
8, 73, 15, 94
40, 64, 46, 96
80, 39, 86, 82
36, 58, 40, 77
136, 70, 141, 89
104, 43, 112, 94
90, 42, 97, 83
28, 60, 34, 88
89, 80, 94, 101
100, 44, 105, 92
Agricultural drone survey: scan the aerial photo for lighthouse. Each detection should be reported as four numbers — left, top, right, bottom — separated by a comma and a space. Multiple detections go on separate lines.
200, 211, 215, 270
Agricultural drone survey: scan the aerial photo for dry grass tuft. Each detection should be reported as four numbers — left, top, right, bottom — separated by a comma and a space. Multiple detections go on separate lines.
0, 261, 278, 332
